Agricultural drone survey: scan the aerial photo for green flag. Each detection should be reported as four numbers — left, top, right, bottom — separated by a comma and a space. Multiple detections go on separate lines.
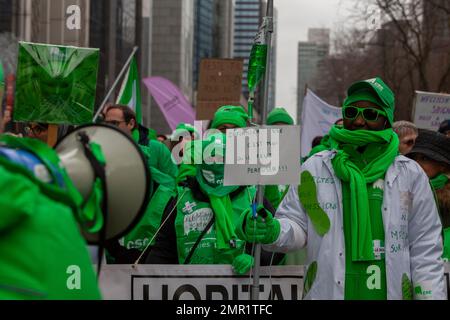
116, 57, 142, 124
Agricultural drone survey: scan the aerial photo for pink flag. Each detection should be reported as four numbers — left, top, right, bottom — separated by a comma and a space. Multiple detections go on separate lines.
143, 76, 195, 130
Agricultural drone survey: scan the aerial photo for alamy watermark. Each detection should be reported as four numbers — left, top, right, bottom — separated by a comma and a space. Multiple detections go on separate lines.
66, 5, 81, 30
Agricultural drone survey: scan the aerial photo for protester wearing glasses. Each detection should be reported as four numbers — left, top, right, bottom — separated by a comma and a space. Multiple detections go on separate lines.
103, 105, 178, 263
237, 77, 447, 300
393, 121, 418, 155
24, 122, 48, 142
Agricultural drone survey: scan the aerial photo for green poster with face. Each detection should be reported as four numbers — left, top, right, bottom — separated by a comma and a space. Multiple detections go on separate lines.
13, 42, 99, 124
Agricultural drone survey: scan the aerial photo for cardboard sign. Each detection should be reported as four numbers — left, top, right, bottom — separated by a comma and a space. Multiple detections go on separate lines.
13, 42, 99, 125
412, 91, 450, 130
223, 125, 301, 186
98, 264, 304, 300
196, 59, 243, 120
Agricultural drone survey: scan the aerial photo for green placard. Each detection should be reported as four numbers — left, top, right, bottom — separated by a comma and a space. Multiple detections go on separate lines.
13, 42, 99, 125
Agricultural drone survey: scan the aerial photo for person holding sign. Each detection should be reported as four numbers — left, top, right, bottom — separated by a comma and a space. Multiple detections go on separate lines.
406, 129, 450, 261
237, 77, 447, 299
144, 133, 284, 274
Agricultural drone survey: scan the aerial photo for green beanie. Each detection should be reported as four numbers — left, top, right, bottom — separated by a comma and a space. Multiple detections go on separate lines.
211, 105, 248, 129
343, 77, 395, 126
267, 107, 294, 125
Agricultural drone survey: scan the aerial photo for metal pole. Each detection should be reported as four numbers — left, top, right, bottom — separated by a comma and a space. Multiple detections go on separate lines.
93, 46, 139, 122
250, 0, 273, 301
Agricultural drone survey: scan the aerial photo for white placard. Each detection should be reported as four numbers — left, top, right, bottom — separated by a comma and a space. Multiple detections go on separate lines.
412, 91, 450, 130
223, 125, 301, 186
98, 264, 304, 300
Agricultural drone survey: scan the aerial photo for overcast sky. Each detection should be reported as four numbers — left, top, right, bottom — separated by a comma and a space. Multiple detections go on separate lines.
274, 0, 353, 121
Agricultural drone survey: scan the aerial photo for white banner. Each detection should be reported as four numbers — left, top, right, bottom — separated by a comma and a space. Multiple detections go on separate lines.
224, 125, 301, 186
300, 89, 341, 158
98, 265, 304, 300
412, 91, 450, 130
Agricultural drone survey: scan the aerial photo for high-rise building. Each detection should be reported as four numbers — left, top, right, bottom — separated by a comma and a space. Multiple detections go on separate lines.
0, 0, 13, 34
213, 0, 234, 59
150, 0, 194, 134
297, 28, 330, 124
193, 0, 215, 89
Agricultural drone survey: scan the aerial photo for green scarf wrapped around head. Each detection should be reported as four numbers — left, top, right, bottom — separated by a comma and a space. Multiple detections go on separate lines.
328, 126, 399, 261
195, 133, 240, 250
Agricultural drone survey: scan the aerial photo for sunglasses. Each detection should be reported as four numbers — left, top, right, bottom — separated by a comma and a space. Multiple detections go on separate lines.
24, 124, 47, 136
342, 105, 387, 122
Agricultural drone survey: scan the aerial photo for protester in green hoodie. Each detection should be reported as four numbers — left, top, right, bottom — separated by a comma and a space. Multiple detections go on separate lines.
0, 135, 101, 299
144, 133, 284, 274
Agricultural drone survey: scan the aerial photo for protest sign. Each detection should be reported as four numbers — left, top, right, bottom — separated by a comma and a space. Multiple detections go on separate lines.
98, 264, 304, 300
196, 59, 243, 120
300, 89, 341, 158
412, 91, 450, 130
13, 42, 99, 125
223, 125, 300, 186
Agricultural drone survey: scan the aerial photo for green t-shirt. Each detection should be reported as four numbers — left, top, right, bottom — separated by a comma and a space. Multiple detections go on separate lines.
342, 144, 387, 300
342, 181, 387, 300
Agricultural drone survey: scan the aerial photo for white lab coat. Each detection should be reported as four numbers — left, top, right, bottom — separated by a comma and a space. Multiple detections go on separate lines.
264, 151, 447, 300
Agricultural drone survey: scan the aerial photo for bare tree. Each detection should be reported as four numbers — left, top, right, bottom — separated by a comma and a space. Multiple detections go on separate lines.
316, 0, 450, 120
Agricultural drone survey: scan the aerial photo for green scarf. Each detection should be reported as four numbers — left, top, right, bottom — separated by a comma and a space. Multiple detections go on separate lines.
431, 174, 449, 191
196, 167, 239, 250
328, 126, 399, 261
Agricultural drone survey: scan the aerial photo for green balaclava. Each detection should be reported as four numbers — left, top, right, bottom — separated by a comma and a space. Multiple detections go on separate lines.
211, 105, 248, 129
195, 133, 240, 250
196, 133, 238, 195
266, 107, 294, 125
343, 77, 395, 126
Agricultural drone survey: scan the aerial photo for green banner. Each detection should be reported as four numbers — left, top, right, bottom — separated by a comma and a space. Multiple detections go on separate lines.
13, 42, 99, 125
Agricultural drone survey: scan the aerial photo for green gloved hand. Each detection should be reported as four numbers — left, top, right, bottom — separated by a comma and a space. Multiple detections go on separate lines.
236, 205, 281, 244
232, 253, 254, 275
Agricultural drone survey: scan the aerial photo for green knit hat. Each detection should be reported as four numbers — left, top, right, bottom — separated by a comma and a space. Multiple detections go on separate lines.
211, 105, 248, 129
343, 77, 395, 126
267, 107, 294, 125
